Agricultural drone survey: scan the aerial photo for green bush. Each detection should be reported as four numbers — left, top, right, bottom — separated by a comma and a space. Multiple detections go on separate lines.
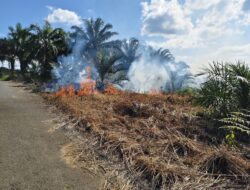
0, 74, 11, 81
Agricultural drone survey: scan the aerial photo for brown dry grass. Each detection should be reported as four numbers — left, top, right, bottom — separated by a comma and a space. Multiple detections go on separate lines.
43, 92, 250, 189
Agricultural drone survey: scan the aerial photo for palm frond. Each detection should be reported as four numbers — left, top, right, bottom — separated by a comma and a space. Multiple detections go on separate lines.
219, 110, 250, 136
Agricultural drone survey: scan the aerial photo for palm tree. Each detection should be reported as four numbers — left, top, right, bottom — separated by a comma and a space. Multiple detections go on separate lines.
150, 48, 175, 62
95, 49, 121, 89
166, 61, 194, 92
113, 38, 139, 72
148, 47, 192, 92
229, 62, 250, 109
0, 38, 6, 68
0, 38, 16, 78
0, 38, 5, 62
0, 38, 7, 77
30, 21, 67, 81
70, 18, 119, 65
8, 23, 32, 76
196, 62, 249, 117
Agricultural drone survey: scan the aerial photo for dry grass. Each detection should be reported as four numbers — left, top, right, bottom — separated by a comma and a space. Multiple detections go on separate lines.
43, 92, 250, 189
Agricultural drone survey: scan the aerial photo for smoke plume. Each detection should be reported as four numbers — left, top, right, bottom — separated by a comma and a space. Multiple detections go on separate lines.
52, 38, 194, 92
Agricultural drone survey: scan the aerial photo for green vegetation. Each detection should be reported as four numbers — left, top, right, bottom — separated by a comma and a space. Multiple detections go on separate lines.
96, 49, 122, 87
0, 22, 68, 82
0, 17, 191, 88
30, 22, 67, 81
195, 62, 250, 141
8, 23, 32, 77
196, 62, 250, 117
220, 110, 250, 136
0, 67, 19, 81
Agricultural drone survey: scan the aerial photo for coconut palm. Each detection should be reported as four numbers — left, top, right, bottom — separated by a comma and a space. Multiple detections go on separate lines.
8, 23, 32, 76
30, 21, 67, 81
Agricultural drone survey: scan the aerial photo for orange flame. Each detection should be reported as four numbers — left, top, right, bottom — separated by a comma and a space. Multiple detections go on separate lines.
68, 85, 75, 97
55, 87, 68, 97
78, 66, 98, 96
55, 85, 75, 97
104, 84, 120, 95
78, 80, 98, 96
55, 66, 123, 97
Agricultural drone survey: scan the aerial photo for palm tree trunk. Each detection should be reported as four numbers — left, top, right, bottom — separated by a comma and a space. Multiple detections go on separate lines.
41, 53, 51, 82
10, 59, 15, 79
0, 66, 2, 78
20, 61, 27, 77
41, 55, 47, 81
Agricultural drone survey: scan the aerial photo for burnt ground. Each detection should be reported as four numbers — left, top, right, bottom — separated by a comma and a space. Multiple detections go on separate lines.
43, 90, 250, 189
0, 81, 103, 190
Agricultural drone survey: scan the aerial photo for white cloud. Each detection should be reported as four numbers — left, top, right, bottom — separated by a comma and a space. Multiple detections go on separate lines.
209, 44, 250, 62
185, 0, 221, 10
175, 43, 250, 72
141, 0, 250, 70
141, 0, 193, 36
47, 7, 82, 26
142, 0, 248, 49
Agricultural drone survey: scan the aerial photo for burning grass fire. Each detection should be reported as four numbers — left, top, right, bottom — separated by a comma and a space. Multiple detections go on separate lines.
44, 90, 250, 189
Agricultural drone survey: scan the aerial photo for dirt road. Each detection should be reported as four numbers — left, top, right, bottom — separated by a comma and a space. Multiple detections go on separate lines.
0, 81, 102, 190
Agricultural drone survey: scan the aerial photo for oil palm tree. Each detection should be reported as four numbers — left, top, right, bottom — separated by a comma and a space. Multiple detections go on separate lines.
0, 38, 5, 63
196, 62, 249, 117
113, 38, 139, 72
166, 61, 194, 92
8, 23, 32, 76
150, 48, 175, 62
0, 38, 16, 78
96, 49, 122, 89
70, 18, 119, 65
0, 38, 7, 66
229, 62, 250, 109
30, 21, 67, 81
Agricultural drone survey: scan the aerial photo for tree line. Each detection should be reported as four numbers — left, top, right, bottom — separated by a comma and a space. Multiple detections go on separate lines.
0, 18, 177, 84
0, 22, 67, 81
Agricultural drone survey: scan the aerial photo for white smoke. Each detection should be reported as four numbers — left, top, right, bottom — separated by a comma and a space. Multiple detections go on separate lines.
124, 51, 170, 92
123, 47, 194, 93
52, 39, 98, 89
52, 39, 194, 92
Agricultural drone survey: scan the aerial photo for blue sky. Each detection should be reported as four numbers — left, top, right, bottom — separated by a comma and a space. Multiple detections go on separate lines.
0, 0, 144, 39
1, 0, 250, 71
